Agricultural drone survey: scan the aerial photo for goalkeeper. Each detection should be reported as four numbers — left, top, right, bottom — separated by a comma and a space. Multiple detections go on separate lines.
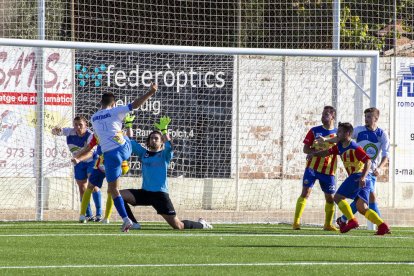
120, 115, 213, 230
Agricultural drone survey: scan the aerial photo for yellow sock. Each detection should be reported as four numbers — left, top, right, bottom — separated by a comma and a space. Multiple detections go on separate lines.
104, 192, 114, 219
337, 200, 354, 220
80, 188, 93, 216
294, 196, 307, 224
121, 160, 130, 175
325, 202, 335, 226
365, 209, 384, 226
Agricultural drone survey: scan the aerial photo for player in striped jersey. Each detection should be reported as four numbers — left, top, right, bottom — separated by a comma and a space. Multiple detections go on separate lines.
308, 122, 390, 235
336, 107, 390, 228
292, 106, 338, 231
52, 116, 102, 221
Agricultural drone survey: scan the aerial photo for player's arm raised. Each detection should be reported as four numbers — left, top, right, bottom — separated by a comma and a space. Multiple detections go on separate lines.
124, 113, 135, 138
154, 115, 172, 144
131, 82, 158, 110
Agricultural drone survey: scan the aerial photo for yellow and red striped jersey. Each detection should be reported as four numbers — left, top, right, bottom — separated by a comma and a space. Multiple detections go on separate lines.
328, 140, 370, 175
303, 125, 337, 175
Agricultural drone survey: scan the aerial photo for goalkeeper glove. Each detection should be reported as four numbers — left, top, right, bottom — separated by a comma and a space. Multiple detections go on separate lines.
154, 116, 171, 135
124, 113, 135, 128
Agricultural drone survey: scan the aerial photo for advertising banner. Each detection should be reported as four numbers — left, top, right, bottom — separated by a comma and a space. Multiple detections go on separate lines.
0, 47, 73, 177
395, 58, 414, 182
75, 51, 234, 178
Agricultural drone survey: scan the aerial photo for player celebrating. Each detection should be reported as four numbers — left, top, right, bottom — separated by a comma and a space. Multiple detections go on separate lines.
52, 116, 102, 221
308, 122, 390, 235
292, 106, 338, 231
120, 116, 213, 230
89, 83, 157, 232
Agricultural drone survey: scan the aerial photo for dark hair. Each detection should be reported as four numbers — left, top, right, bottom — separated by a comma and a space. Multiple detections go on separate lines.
338, 122, 353, 135
146, 130, 164, 148
364, 107, 380, 118
73, 116, 87, 124
101, 92, 115, 106
323, 105, 336, 118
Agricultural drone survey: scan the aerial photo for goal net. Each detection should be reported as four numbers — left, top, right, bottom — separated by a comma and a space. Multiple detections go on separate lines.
0, 40, 393, 227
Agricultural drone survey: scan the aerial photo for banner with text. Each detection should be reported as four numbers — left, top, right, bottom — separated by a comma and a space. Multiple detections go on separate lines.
0, 47, 73, 177
75, 51, 234, 178
395, 58, 414, 182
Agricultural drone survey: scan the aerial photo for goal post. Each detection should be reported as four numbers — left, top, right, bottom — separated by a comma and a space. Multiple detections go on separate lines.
0, 38, 381, 226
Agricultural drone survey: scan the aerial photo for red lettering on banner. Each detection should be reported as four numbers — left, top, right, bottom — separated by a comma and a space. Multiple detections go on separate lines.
24, 52, 37, 89
4, 53, 24, 89
0, 92, 72, 106
0, 51, 7, 85
45, 53, 59, 88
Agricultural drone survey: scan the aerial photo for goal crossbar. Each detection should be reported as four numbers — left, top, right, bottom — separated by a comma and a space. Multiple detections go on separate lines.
0, 38, 379, 107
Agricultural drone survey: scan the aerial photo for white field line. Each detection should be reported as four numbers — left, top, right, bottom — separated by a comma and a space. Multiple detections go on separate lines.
1, 223, 414, 232
0, 232, 412, 239
0, 262, 413, 270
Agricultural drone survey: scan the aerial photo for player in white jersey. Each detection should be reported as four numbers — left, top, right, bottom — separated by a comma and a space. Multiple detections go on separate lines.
335, 107, 390, 227
86, 82, 157, 232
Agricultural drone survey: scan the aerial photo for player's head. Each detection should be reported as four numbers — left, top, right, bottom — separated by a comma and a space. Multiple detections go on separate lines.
364, 107, 379, 127
321, 105, 336, 126
101, 92, 116, 108
146, 130, 164, 151
337, 122, 353, 142
73, 116, 88, 136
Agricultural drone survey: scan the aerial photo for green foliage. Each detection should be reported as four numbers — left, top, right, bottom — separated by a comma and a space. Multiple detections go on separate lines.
2, 0, 66, 40
340, 6, 386, 51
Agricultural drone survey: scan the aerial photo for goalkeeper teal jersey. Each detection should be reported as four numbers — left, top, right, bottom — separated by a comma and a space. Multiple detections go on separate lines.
131, 140, 173, 193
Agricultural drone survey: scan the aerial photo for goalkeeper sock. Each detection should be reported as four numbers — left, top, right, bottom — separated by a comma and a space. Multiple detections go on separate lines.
293, 196, 307, 225
365, 209, 384, 226
113, 196, 128, 219
104, 192, 113, 220
92, 190, 102, 217
340, 200, 357, 222
183, 220, 203, 229
337, 200, 354, 220
80, 188, 93, 216
369, 202, 381, 217
324, 202, 335, 226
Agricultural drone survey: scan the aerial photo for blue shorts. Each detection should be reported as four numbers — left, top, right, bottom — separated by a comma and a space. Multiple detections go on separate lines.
336, 173, 373, 204
302, 168, 336, 194
88, 168, 106, 188
74, 160, 95, 181
367, 173, 376, 193
103, 138, 132, 182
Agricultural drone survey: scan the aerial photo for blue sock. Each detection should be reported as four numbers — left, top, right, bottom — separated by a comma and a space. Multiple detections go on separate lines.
113, 196, 128, 219
369, 202, 381, 217
341, 200, 357, 221
92, 190, 102, 217
83, 200, 92, 218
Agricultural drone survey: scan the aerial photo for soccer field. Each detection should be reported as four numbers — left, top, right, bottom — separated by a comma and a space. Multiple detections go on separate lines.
0, 222, 413, 275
